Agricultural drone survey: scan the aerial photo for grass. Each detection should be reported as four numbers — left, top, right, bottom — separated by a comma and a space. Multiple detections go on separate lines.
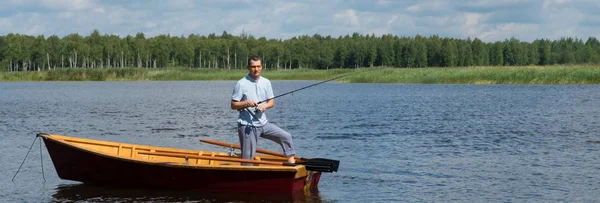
344, 65, 600, 84
1, 65, 600, 84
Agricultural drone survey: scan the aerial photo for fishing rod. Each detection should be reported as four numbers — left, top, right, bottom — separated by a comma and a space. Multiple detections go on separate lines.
255, 68, 373, 105
243, 68, 373, 119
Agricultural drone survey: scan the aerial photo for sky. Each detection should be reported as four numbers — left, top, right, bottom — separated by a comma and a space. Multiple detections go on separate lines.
0, 0, 598, 42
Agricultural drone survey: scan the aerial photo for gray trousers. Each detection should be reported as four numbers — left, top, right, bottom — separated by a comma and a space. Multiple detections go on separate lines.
237, 123, 295, 163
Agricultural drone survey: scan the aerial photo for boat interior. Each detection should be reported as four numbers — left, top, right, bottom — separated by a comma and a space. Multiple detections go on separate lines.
41, 133, 300, 172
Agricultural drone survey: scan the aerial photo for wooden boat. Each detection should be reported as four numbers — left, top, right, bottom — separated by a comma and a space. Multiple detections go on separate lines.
40, 133, 332, 193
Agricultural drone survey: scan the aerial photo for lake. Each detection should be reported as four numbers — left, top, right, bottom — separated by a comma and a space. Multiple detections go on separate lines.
2, 81, 600, 202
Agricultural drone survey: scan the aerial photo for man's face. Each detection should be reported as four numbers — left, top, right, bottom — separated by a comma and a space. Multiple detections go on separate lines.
248, 60, 262, 78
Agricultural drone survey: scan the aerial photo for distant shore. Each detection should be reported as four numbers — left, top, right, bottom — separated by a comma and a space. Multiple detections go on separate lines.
1, 65, 599, 84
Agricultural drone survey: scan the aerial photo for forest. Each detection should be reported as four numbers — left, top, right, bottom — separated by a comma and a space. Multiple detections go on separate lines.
1, 29, 600, 72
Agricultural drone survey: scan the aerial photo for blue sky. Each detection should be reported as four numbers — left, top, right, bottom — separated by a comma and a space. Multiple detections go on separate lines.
0, 0, 598, 42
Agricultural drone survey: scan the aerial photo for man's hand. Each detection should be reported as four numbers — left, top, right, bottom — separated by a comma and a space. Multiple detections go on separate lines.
244, 100, 257, 107
255, 104, 266, 113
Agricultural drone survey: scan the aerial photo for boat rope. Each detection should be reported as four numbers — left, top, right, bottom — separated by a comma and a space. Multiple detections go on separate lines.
39, 135, 46, 182
12, 133, 45, 182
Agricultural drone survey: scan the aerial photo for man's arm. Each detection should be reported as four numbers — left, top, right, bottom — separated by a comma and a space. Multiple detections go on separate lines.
231, 81, 253, 110
231, 99, 260, 110
231, 100, 248, 110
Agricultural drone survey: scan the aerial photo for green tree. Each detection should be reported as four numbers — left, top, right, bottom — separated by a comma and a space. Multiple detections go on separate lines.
333, 41, 348, 68
573, 38, 586, 64
557, 37, 575, 64
471, 38, 488, 66
0, 35, 5, 71
87, 30, 103, 68
149, 34, 170, 67
409, 36, 428, 67
425, 35, 442, 67
585, 37, 600, 63
527, 42, 539, 65
457, 39, 473, 66
31, 35, 47, 70
489, 42, 504, 66
503, 38, 522, 66
537, 39, 552, 65
4, 30, 600, 71
440, 38, 457, 67
393, 38, 408, 67
133, 32, 149, 67
375, 34, 395, 66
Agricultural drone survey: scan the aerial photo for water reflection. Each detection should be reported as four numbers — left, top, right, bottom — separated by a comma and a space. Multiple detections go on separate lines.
52, 183, 326, 202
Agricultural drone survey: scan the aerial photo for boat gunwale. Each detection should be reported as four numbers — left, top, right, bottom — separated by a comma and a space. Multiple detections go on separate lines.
40, 133, 302, 172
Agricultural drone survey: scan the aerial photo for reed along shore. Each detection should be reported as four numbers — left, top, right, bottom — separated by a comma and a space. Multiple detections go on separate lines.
1, 65, 599, 84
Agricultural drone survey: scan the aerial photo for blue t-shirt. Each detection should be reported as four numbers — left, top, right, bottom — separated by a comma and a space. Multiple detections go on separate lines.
232, 75, 274, 126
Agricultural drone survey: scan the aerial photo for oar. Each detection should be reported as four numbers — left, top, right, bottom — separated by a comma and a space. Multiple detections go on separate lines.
138, 151, 294, 166
201, 139, 290, 159
139, 151, 336, 172
199, 139, 339, 172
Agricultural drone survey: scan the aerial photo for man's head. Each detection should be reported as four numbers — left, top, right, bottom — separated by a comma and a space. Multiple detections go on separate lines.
247, 56, 262, 79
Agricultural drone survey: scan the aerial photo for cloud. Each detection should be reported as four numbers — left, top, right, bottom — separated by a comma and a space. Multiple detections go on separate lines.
406, 1, 451, 16
0, 0, 598, 42
478, 23, 540, 41
461, 12, 488, 37
456, 0, 535, 13
333, 9, 360, 26
0, 0, 95, 11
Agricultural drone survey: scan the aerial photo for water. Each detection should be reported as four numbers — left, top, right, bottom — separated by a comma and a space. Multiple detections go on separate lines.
2, 81, 600, 202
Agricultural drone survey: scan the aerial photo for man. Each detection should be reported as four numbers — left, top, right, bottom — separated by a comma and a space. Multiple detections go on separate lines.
231, 56, 296, 164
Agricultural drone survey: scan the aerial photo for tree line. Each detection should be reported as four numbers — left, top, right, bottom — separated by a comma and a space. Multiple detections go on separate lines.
1, 29, 600, 72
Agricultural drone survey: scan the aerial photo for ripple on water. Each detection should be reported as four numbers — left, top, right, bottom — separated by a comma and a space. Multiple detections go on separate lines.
3, 82, 600, 202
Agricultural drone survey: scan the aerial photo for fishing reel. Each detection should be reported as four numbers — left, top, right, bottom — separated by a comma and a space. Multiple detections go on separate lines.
254, 106, 264, 113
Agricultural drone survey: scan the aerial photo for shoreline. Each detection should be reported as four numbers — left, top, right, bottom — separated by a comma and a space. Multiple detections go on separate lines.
1, 65, 599, 84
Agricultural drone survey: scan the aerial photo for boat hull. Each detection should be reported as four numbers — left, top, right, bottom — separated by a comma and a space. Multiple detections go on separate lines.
42, 135, 321, 193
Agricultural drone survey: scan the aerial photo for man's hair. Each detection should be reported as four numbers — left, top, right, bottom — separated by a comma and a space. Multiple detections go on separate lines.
247, 56, 261, 66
